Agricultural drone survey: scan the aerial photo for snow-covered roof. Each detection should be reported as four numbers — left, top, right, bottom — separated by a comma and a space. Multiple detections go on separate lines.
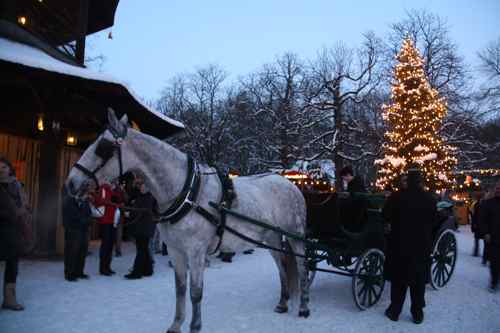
0, 37, 184, 130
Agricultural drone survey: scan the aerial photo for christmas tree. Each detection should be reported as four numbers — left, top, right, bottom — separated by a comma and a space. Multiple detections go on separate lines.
375, 38, 457, 192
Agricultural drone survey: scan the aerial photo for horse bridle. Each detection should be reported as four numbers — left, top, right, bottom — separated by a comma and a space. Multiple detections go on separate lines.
74, 126, 126, 188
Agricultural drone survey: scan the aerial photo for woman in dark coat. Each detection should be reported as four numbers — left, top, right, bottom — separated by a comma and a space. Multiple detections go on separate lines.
125, 172, 158, 279
383, 169, 437, 324
0, 157, 29, 311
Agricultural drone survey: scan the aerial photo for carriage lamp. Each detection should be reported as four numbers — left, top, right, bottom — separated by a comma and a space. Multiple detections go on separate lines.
66, 133, 78, 146
17, 16, 27, 26
36, 114, 45, 132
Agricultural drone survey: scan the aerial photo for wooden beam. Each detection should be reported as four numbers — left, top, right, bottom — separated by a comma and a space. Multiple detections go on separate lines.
75, 0, 89, 65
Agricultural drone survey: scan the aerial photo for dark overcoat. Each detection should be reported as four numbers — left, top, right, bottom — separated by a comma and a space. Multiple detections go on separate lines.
62, 194, 91, 231
479, 197, 500, 249
383, 188, 437, 284
0, 182, 22, 260
128, 192, 158, 238
470, 201, 482, 238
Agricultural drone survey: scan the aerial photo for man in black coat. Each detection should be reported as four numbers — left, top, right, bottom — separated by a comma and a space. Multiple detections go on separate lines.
62, 182, 92, 281
479, 181, 500, 292
383, 168, 437, 324
125, 173, 158, 279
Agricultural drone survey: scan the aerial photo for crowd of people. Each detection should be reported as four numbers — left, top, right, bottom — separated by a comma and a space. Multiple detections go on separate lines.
1, 155, 499, 322
62, 169, 161, 281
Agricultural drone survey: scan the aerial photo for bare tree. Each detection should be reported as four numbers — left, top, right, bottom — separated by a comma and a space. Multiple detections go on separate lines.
387, 9, 468, 103
158, 65, 233, 166
309, 32, 383, 185
478, 37, 500, 115
241, 53, 320, 169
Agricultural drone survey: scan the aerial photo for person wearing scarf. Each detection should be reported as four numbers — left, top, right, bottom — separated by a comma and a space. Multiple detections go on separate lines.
0, 156, 28, 311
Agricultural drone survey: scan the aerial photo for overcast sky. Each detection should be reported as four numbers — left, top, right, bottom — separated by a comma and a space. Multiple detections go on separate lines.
87, 0, 500, 102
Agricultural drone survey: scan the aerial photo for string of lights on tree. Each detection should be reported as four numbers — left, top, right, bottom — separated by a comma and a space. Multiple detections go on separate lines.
375, 38, 457, 192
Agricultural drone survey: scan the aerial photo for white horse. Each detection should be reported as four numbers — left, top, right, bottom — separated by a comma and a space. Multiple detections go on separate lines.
66, 110, 310, 333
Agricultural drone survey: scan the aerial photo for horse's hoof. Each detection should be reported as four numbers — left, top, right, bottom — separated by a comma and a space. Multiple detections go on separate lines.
274, 305, 288, 313
190, 326, 201, 333
298, 309, 310, 318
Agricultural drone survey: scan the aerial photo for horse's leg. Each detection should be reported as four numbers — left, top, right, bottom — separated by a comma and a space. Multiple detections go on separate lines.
167, 251, 188, 333
268, 236, 289, 313
288, 239, 310, 318
188, 250, 206, 333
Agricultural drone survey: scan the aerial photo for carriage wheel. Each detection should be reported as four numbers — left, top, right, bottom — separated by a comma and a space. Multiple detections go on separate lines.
430, 229, 457, 290
352, 248, 385, 310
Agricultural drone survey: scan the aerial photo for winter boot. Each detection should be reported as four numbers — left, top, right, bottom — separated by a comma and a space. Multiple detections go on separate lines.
411, 308, 424, 324
384, 307, 398, 322
2, 283, 24, 311
99, 258, 112, 276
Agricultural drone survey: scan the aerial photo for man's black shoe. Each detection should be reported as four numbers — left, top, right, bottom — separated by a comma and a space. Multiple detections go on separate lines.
411, 309, 424, 324
78, 274, 90, 279
143, 271, 154, 277
385, 308, 398, 322
125, 273, 142, 279
243, 249, 254, 255
100, 271, 112, 276
66, 275, 78, 282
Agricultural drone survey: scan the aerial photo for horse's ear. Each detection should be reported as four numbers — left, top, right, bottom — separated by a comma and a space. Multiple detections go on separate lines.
107, 108, 120, 128
120, 114, 129, 126
107, 107, 128, 137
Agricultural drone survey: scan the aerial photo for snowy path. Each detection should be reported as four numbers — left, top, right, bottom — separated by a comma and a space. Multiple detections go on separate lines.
1, 226, 499, 333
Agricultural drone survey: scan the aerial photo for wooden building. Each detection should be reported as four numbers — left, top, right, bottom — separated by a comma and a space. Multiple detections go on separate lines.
0, 1, 184, 256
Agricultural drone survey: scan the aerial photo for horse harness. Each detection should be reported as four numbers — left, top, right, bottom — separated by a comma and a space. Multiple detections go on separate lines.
74, 125, 127, 187
156, 155, 236, 254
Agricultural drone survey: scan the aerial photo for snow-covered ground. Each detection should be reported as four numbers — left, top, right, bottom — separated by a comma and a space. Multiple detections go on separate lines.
1, 226, 499, 333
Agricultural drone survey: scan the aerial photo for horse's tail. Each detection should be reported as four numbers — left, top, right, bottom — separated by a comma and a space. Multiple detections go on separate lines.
283, 240, 299, 301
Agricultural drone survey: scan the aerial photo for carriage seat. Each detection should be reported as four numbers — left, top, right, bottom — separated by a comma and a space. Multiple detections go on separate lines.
305, 192, 385, 251
305, 193, 366, 238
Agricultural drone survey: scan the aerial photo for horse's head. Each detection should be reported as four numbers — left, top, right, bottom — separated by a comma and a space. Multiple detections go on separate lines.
66, 108, 134, 195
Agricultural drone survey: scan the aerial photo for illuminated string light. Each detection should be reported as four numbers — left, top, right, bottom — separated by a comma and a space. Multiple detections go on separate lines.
375, 38, 457, 191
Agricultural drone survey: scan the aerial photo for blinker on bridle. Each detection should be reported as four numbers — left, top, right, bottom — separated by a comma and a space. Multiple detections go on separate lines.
74, 124, 127, 188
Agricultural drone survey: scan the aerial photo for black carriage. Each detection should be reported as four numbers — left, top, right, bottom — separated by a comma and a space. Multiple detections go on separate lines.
303, 191, 457, 310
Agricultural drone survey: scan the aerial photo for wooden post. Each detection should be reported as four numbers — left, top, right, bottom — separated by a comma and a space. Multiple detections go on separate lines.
75, 0, 89, 65
35, 136, 60, 256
